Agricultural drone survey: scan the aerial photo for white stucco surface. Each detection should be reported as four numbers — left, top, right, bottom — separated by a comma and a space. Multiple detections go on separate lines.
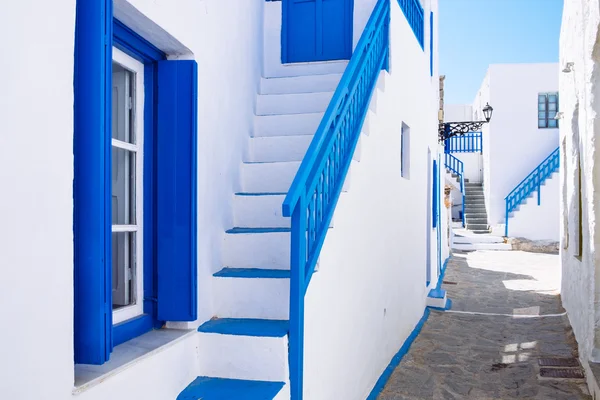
559, 1, 600, 395
302, 1, 444, 398
0, 0, 445, 399
508, 172, 560, 241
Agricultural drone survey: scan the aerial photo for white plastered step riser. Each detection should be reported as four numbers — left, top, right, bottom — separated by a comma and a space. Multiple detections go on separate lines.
426, 294, 447, 308
254, 112, 324, 138
452, 243, 512, 251
197, 333, 289, 382
256, 91, 334, 116
248, 135, 362, 163
223, 231, 290, 270
241, 160, 354, 194
212, 276, 290, 320
233, 194, 335, 229
259, 73, 343, 95
452, 236, 504, 244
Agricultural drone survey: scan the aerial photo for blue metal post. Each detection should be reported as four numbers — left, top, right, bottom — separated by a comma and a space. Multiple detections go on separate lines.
505, 203, 509, 237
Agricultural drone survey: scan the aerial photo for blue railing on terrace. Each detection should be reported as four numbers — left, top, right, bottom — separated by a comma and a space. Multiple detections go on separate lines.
444, 152, 465, 226
445, 132, 482, 153
398, 0, 424, 48
504, 147, 559, 236
281, 1, 390, 399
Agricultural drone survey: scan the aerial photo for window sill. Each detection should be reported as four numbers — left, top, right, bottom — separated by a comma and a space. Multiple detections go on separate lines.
73, 328, 195, 394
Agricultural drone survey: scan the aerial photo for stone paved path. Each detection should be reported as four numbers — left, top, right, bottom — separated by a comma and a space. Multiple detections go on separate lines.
378, 250, 591, 400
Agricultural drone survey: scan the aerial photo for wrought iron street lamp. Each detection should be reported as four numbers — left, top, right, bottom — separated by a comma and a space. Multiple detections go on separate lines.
439, 103, 494, 142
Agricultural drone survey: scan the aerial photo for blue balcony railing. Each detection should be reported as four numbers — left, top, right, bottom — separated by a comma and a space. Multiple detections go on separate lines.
504, 147, 559, 236
445, 132, 482, 153
398, 0, 424, 49
281, 1, 390, 398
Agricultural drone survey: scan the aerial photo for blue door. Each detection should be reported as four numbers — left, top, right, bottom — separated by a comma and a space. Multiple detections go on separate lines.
283, 0, 353, 63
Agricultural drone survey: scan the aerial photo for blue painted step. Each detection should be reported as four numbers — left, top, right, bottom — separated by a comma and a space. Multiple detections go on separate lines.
226, 227, 290, 234
214, 268, 290, 279
198, 318, 289, 338
177, 376, 285, 400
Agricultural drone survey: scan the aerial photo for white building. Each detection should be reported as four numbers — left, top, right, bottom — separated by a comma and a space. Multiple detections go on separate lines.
445, 63, 560, 241
0, 0, 449, 399
559, 0, 600, 396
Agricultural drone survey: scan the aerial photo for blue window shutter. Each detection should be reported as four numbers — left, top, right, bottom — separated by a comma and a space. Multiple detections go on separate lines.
156, 60, 198, 321
430, 12, 434, 77
432, 160, 438, 228
73, 0, 113, 365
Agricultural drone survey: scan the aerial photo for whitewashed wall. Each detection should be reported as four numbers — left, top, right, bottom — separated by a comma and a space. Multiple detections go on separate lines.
445, 104, 472, 121
559, 0, 600, 395
0, 0, 264, 398
508, 172, 559, 240
302, 0, 442, 398
480, 64, 559, 232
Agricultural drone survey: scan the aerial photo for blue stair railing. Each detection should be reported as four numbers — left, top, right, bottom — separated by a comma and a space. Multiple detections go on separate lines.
444, 152, 465, 227
281, 1, 390, 399
445, 131, 482, 153
504, 147, 560, 236
398, 0, 424, 48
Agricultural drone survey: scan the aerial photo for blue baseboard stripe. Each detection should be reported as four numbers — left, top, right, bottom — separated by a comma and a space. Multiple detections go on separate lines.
365, 308, 431, 400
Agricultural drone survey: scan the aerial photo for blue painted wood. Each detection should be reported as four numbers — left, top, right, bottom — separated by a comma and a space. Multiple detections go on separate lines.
433, 160, 438, 228
198, 318, 289, 337
226, 227, 290, 234
177, 377, 285, 400
113, 314, 154, 347
157, 60, 198, 322
504, 147, 559, 236
282, 0, 353, 63
428, 288, 446, 299
282, 1, 389, 398
397, 0, 424, 49
73, 0, 113, 365
446, 132, 482, 153
429, 11, 433, 76
214, 268, 290, 279
113, 19, 166, 63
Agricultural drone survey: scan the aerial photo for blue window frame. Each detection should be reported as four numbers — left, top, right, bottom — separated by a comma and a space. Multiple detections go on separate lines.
432, 159, 438, 228
538, 93, 559, 129
74, 0, 198, 365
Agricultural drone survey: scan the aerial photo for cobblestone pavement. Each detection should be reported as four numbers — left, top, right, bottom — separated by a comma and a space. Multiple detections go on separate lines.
378, 250, 591, 400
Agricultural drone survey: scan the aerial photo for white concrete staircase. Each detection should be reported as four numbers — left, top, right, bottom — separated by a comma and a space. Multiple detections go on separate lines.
182, 72, 359, 399
452, 228, 511, 251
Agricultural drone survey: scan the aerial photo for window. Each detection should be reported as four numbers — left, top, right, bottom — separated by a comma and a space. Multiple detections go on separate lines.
74, 4, 198, 366
538, 93, 559, 128
429, 12, 433, 77
432, 159, 438, 228
401, 123, 410, 178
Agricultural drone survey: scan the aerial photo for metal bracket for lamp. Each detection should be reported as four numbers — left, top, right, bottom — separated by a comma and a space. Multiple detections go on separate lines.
439, 103, 493, 142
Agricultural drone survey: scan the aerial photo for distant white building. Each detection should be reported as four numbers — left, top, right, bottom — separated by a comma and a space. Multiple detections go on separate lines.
559, 0, 600, 397
445, 63, 560, 242
0, 0, 449, 399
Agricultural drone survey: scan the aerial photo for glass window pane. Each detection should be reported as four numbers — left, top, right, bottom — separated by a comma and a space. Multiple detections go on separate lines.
538, 94, 547, 103
548, 119, 558, 128
538, 103, 546, 111
539, 119, 547, 128
538, 112, 547, 119
549, 94, 558, 103
112, 62, 135, 144
112, 232, 136, 308
112, 147, 136, 225
548, 103, 557, 111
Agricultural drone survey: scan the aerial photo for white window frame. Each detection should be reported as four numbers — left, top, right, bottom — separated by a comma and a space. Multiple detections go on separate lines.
112, 47, 145, 325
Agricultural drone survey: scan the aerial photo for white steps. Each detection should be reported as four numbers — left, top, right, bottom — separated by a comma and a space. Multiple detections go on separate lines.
254, 112, 323, 137
248, 135, 361, 163
260, 73, 342, 95
256, 91, 333, 115
453, 242, 512, 251
452, 229, 511, 251
223, 228, 291, 270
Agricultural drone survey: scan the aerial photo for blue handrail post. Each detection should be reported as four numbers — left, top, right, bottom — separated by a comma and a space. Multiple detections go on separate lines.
289, 197, 307, 400
505, 202, 509, 237
537, 171, 541, 206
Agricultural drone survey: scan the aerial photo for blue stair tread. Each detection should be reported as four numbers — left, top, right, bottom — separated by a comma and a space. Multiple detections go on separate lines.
178, 376, 285, 400
198, 318, 289, 337
227, 227, 290, 234
235, 192, 287, 196
428, 288, 446, 299
214, 268, 290, 279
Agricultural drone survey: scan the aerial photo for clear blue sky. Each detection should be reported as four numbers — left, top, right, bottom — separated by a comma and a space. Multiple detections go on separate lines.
439, 0, 563, 105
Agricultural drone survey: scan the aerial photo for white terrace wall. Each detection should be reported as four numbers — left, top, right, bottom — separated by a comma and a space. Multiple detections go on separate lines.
0, 0, 265, 398
482, 63, 559, 233
302, 0, 443, 398
559, 0, 600, 392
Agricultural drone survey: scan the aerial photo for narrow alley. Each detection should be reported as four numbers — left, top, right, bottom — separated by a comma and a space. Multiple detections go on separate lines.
378, 250, 591, 399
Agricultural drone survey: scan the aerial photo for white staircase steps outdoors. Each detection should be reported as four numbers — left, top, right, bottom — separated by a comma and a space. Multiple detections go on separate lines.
452, 228, 511, 251
463, 183, 490, 233
179, 68, 378, 398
